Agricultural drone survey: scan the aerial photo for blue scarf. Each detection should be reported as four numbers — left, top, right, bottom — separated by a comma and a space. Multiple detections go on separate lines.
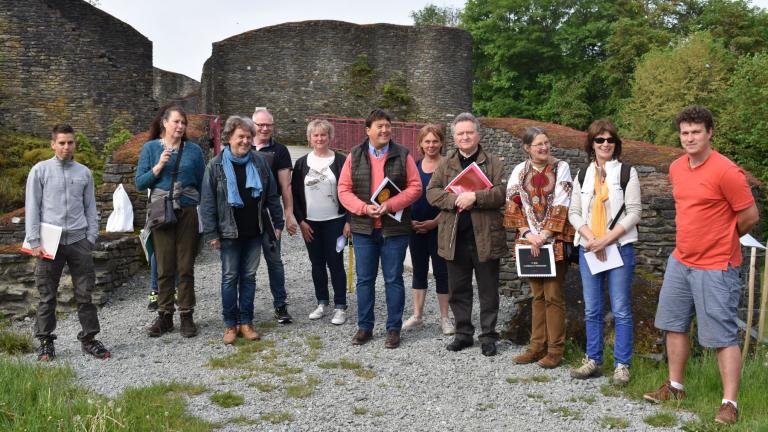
222, 147, 262, 207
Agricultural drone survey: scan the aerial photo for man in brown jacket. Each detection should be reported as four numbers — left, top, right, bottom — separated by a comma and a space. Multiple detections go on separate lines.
427, 112, 507, 356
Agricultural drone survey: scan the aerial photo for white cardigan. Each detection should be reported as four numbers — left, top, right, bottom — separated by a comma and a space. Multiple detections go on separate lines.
568, 160, 642, 247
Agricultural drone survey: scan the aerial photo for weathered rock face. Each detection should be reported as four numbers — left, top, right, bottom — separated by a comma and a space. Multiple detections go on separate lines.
153, 67, 201, 113
0, 235, 145, 319
0, 0, 154, 147
201, 20, 472, 145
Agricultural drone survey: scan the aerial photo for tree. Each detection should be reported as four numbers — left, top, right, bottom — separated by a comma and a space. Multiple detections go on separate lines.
620, 31, 733, 146
536, 74, 592, 130
691, 0, 768, 55
410, 4, 462, 27
716, 53, 768, 182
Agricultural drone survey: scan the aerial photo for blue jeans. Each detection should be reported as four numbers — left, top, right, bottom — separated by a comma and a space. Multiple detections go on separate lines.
578, 244, 635, 366
352, 230, 409, 332
261, 231, 287, 308
304, 217, 347, 309
220, 236, 262, 327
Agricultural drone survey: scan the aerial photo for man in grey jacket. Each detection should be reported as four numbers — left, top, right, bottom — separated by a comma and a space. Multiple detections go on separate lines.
25, 124, 110, 361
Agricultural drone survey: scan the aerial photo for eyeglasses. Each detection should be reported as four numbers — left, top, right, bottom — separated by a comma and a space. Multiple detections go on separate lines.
255, 123, 274, 129
593, 137, 616, 144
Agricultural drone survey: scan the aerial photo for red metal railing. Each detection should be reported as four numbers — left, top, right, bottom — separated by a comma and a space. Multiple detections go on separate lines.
306, 116, 440, 159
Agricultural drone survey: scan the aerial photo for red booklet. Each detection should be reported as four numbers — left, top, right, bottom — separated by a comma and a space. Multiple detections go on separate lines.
445, 162, 492, 194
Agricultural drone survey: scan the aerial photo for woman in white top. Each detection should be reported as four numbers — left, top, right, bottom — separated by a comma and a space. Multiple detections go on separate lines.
568, 119, 641, 385
291, 119, 350, 325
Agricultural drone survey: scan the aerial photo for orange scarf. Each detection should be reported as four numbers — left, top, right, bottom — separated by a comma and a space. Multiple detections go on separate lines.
590, 165, 609, 237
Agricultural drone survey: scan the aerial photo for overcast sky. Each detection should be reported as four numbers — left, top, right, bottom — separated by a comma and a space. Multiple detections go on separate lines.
95, 0, 768, 81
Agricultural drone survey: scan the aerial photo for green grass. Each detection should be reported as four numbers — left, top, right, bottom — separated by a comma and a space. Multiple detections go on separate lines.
643, 411, 678, 427
353, 407, 368, 415
229, 415, 259, 425
285, 377, 319, 399
597, 416, 630, 429
477, 403, 496, 411
249, 382, 278, 392
0, 328, 33, 355
338, 357, 362, 370
526, 392, 544, 400
600, 384, 622, 397
506, 377, 520, 384
0, 357, 211, 431
354, 368, 376, 379
505, 374, 551, 384
305, 335, 322, 350
208, 391, 244, 408
530, 374, 552, 383
257, 321, 278, 329
260, 411, 294, 424
548, 406, 583, 420
318, 361, 339, 369
568, 394, 596, 405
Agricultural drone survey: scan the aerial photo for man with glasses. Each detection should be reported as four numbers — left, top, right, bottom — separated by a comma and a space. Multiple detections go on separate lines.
252, 107, 297, 324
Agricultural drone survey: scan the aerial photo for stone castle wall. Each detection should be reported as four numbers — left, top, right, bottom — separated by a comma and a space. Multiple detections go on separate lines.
201, 21, 472, 145
153, 67, 201, 113
0, 0, 154, 147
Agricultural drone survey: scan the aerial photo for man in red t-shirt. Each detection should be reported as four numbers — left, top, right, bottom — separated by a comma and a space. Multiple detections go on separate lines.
644, 106, 759, 425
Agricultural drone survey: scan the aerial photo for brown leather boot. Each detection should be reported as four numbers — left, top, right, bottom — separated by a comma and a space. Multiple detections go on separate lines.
223, 327, 237, 344
537, 353, 563, 369
148, 312, 173, 337
179, 312, 198, 338
513, 348, 546, 364
238, 324, 261, 341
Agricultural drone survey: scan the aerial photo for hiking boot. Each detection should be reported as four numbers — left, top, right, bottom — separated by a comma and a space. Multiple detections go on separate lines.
147, 312, 173, 337
37, 338, 56, 362
238, 324, 260, 341
715, 402, 738, 425
384, 330, 401, 349
223, 327, 237, 344
446, 338, 473, 352
147, 291, 159, 311
308, 304, 326, 320
513, 348, 546, 364
571, 357, 602, 380
643, 381, 687, 403
331, 309, 347, 325
613, 363, 630, 385
481, 342, 497, 357
440, 317, 456, 335
81, 339, 111, 359
351, 329, 373, 346
274, 305, 293, 324
179, 312, 198, 338
537, 353, 562, 369
402, 315, 423, 329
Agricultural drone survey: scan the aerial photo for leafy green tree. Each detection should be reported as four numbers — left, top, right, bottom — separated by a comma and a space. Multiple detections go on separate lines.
691, 0, 768, 55
716, 53, 768, 182
620, 31, 734, 146
410, 4, 462, 27
536, 74, 592, 130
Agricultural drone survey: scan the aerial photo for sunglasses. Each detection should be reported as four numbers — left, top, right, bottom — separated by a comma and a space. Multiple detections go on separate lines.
593, 137, 616, 144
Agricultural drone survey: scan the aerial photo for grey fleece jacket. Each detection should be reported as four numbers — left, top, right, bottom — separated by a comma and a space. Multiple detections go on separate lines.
25, 157, 99, 248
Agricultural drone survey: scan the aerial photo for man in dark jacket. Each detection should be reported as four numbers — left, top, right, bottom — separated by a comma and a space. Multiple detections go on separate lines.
427, 112, 507, 356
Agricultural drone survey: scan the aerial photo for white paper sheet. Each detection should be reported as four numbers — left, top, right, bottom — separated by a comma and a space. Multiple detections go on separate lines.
21, 223, 63, 260
584, 243, 624, 275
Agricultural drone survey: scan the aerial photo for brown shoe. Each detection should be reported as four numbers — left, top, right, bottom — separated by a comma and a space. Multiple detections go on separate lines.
643, 381, 687, 403
715, 402, 738, 425
384, 330, 401, 349
351, 329, 373, 346
513, 349, 546, 364
223, 327, 237, 344
179, 312, 198, 338
537, 353, 562, 369
147, 312, 173, 337
238, 324, 261, 341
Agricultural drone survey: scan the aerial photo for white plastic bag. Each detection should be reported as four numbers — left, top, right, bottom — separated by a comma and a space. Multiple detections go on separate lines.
106, 183, 134, 232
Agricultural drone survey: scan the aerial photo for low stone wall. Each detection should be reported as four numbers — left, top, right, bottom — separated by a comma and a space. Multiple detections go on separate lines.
0, 234, 146, 319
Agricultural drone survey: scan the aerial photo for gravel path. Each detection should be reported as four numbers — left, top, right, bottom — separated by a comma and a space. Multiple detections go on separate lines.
16, 229, 695, 431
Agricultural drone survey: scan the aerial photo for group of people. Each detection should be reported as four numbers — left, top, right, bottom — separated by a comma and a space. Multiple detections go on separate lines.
24, 104, 758, 425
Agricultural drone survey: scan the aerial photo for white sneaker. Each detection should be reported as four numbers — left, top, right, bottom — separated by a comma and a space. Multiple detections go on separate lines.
613, 363, 630, 385
402, 315, 423, 329
331, 309, 346, 325
440, 317, 455, 335
309, 304, 326, 320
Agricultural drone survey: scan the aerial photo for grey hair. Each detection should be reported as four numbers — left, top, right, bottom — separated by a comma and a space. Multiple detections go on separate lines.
306, 119, 334, 142
252, 107, 273, 122
450, 112, 481, 136
222, 115, 256, 145
520, 126, 548, 146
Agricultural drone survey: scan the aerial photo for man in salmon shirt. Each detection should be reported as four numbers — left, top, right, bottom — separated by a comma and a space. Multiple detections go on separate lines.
644, 106, 759, 425
337, 109, 421, 349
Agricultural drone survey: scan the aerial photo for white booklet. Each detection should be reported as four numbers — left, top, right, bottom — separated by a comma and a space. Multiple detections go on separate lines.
370, 177, 403, 222
584, 243, 624, 275
21, 223, 63, 260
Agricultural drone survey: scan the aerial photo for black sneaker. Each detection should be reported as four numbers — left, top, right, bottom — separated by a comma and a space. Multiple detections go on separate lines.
274, 305, 292, 324
37, 338, 56, 362
147, 291, 159, 311
81, 339, 111, 359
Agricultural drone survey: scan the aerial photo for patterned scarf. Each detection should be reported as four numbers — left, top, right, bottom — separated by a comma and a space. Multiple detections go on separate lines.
590, 163, 609, 237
